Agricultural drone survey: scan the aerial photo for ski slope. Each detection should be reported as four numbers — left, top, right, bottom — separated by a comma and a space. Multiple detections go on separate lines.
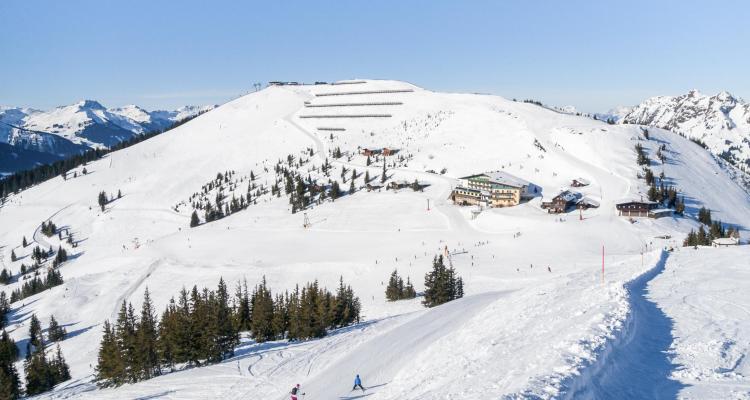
650, 246, 750, 399
0, 80, 747, 399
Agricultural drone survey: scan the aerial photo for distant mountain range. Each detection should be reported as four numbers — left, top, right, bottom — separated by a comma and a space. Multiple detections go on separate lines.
599, 90, 750, 169
0, 101, 214, 174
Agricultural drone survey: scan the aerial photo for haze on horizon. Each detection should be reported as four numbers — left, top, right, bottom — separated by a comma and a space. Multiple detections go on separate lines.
1, 0, 749, 112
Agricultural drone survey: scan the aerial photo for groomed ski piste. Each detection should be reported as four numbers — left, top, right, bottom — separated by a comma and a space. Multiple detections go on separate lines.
0, 80, 748, 399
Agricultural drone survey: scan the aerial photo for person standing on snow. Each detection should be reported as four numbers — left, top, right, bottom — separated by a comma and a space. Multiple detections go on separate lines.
352, 374, 365, 392
291, 383, 304, 400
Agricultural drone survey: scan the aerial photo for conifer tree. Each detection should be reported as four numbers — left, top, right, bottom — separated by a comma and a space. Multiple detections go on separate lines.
250, 277, 275, 342
22, 237, 27, 248
137, 288, 160, 379
24, 347, 51, 395
47, 315, 66, 342
9, 251, 15, 263
95, 320, 125, 387
98, 191, 108, 211
330, 181, 340, 200
190, 211, 200, 228
51, 344, 70, 382
0, 330, 20, 399
28, 314, 42, 355
115, 301, 138, 382
214, 278, 237, 359
423, 255, 463, 307
0, 270, 10, 286
234, 279, 251, 332
385, 270, 401, 301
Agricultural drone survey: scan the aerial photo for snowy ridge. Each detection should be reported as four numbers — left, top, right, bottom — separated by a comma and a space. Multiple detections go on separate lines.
0, 80, 748, 398
0, 101, 215, 173
621, 90, 750, 168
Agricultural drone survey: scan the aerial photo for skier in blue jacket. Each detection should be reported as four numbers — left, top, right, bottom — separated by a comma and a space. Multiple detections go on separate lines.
352, 374, 365, 392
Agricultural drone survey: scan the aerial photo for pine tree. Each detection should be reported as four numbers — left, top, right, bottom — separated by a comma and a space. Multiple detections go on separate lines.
51, 345, 70, 382
385, 270, 401, 301
381, 161, 387, 183
114, 301, 138, 382
190, 211, 200, 228
214, 278, 237, 360
96, 320, 125, 387
250, 277, 275, 342
0, 330, 20, 399
21, 237, 27, 248
330, 181, 340, 200
364, 170, 370, 183
28, 314, 43, 353
234, 279, 251, 332
156, 299, 178, 371
423, 255, 463, 307
47, 315, 66, 342
137, 288, 159, 379
0, 270, 10, 286
403, 277, 416, 299
0, 363, 20, 400
23, 347, 51, 396
9, 251, 15, 263
98, 191, 108, 211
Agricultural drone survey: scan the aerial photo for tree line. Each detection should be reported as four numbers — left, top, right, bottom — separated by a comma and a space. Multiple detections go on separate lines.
96, 276, 360, 387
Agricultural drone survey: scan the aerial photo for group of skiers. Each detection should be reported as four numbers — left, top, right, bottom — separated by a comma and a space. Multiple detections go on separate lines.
290, 374, 365, 399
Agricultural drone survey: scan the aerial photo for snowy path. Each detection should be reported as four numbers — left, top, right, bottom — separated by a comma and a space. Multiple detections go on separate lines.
32, 203, 73, 249
563, 251, 685, 399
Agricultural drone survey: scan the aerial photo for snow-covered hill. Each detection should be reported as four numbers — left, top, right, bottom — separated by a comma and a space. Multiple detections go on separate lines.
0, 80, 748, 399
620, 90, 750, 168
0, 102, 215, 173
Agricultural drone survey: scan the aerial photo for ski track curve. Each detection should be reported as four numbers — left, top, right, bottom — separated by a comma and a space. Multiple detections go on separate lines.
561, 250, 686, 400
33, 203, 75, 250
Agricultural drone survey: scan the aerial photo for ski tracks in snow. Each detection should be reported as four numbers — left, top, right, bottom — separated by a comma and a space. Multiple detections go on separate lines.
109, 259, 161, 320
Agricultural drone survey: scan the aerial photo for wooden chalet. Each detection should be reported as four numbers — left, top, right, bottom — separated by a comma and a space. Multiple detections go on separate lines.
361, 148, 382, 156
615, 200, 658, 217
361, 147, 398, 157
542, 190, 581, 213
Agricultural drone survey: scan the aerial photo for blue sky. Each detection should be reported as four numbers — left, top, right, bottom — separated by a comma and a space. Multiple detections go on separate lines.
1, 1, 749, 112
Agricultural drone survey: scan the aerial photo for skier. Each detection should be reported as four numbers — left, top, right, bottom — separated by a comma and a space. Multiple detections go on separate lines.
352, 374, 365, 392
290, 383, 304, 400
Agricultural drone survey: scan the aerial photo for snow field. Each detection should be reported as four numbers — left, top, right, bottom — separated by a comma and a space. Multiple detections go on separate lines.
0, 80, 746, 398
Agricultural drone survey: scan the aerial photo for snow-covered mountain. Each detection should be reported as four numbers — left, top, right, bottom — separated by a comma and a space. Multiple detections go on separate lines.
0, 102, 215, 173
594, 105, 633, 123
1, 80, 749, 399
620, 90, 750, 167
